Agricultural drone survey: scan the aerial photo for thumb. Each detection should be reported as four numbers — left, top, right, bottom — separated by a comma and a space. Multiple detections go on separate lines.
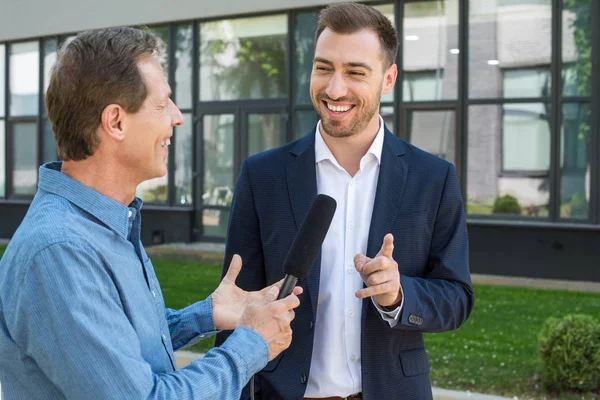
376, 233, 394, 258
222, 254, 242, 284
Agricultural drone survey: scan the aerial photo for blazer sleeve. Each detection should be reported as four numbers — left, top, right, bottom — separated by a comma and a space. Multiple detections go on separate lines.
394, 162, 474, 333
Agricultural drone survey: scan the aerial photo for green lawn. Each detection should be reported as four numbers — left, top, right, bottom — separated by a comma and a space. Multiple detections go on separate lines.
2, 244, 599, 398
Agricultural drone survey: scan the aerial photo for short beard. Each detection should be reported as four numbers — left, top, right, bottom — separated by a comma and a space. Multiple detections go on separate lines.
314, 92, 381, 139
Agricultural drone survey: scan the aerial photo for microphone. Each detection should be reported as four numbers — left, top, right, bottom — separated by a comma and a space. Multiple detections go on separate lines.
277, 194, 337, 299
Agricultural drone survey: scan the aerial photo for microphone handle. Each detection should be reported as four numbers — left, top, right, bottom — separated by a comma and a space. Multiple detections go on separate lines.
277, 275, 298, 300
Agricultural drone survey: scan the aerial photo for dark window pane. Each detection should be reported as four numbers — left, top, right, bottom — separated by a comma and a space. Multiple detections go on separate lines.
175, 24, 193, 109
294, 11, 318, 105
200, 15, 287, 101
406, 109, 455, 164
0, 121, 5, 197
43, 39, 58, 96
0, 45, 5, 118
503, 68, 550, 98
468, 104, 549, 217
10, 42, 40, 116
404, 1, 457, 101
147, 26, 169, 79
469, 0, 551, 98
562, 0, 592, 97
294, 110, 318, 140
381, 106, 394, 133
248, 114, 280, 156
42, 118, 56, 163
202, 208, 230, 238
203, 114, 234, 206
175, 113, 193, 205
12, 122, 38, 196
560, 103, 590, 219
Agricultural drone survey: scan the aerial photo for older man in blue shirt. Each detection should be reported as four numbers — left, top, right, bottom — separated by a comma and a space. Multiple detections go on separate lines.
0, 27, 301, 400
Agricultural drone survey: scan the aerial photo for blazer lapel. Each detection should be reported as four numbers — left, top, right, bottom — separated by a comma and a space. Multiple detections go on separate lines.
286, 131, 321, 320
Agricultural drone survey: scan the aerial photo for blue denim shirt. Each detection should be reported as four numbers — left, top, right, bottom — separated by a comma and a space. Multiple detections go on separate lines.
0, 162, 268, 399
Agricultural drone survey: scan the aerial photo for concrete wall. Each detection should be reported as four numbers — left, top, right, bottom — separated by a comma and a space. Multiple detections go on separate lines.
0, 0, 378, 41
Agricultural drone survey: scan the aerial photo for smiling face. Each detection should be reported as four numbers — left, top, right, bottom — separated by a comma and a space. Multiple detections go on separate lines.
310, 28, 397, 139
119, 56, 183, 183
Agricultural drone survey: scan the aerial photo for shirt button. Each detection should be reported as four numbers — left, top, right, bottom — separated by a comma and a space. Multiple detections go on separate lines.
348, 222, 354, 230
128, 210, 133, 218
152, 290, 156, 298
347, 268, 354, 274
161, 334, 166, 341
348, 311, 355, 317
351, 354, 357, 361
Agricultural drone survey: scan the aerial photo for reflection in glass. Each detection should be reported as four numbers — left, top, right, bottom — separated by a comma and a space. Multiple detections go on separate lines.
12, 122, 38, 196
202, 208, 230, 238
175, 114, 193, 205
404, 0, 458, 101
468, 105, 549, 217
503, 103, 550, 171
248, 114, 280, 156
562, 0, 592, 97
295, 110, 318, 140
147, 26, 169, 78
10, 42, 40, 116
0, 122, 5, 197
560, 103, 590, 219
295, 11, 318, 105
381, 106, 394, 133
0, 45, 5, 117
503, 68, 550, 98
406, 110, 454, 164
203, 114, 234, 206
43, 39, 58, 96
469, 0, 551, 98
175, 24, 193, 109
43, 118, 57, 163
200, 15, 287, 101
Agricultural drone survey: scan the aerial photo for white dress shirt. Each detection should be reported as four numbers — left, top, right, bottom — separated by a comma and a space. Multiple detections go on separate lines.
305, 116, 403, 398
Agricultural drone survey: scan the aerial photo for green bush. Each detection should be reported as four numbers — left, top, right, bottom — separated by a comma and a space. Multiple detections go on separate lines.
538, 314, 600, 393
492, 194, 522, 215
569, 192, 588, 217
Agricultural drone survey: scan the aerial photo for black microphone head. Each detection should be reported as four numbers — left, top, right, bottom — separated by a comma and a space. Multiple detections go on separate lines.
283, 194, 337, 281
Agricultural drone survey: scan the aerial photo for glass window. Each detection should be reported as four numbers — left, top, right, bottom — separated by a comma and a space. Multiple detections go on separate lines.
560, 103, 590, 219
200, 15, 288, 101
502, 103, 551, 171
202, 208, 230, 238
136, 175, 168, 203
203, 114, 234, 206
375, 4, 396, 103
10, 42, 40, 116
175, 24, 193, 109
0, 44, 5, 118
12, 122, 38, 196
407, 109, 455, 163
175, 113, 193, 205
562, 0, 592, 97
468, 104, 549, 217
0, 121, 5, 197
469, 0, 551, 98
42, 118, 56, 163
295, 11, 318, 106
294, 110, 318, 140
248, 113, 281, 156
404, 0, 458, 101
381, 106, 394, 133
503, 68, 550, 98
43, 39, 57, 96
147, 26, 169, 79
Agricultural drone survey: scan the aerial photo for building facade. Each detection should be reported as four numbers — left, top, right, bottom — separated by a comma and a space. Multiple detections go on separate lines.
0, 0, 598, 281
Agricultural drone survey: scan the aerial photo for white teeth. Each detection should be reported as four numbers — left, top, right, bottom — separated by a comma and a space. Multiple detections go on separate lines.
161, 139, 171, 148
327, 103, 352, 112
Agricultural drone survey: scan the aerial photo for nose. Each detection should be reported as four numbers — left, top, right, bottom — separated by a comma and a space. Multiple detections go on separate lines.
171, 99, 184, 127
325, 72, 348, 100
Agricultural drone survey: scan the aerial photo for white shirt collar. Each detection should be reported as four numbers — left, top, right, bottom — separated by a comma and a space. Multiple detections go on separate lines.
314, 115, 385, 168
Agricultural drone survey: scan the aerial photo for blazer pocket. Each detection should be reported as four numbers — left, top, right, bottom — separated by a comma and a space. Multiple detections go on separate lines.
399, 348, 430, 377
262, 351, 285, 372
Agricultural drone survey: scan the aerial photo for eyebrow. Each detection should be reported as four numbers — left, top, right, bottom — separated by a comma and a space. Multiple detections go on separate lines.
314, 57, 373, 72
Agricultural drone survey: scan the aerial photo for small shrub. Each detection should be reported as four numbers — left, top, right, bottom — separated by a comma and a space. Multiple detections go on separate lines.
570, 193, 588, 217
492, 194, 522, 215
538, 314, 600, 393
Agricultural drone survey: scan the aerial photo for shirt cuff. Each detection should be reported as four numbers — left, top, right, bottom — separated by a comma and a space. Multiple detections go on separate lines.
220, 326, 270, 378
371, 284, 404, 328
195, 295, 219, 336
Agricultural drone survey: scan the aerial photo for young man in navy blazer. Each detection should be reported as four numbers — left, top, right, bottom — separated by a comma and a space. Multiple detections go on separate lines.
217, 3, 474, 399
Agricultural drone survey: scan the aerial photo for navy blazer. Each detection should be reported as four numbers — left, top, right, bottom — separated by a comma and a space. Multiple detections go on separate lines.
216, 127, 474, 400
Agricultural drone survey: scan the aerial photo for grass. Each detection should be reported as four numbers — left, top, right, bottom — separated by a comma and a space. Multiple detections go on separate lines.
2, 244, 599, 398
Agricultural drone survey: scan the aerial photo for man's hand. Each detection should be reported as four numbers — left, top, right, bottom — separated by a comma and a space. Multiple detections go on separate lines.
238, 286, 301, 361
212, 254, 302, 331
354, 233, 402, 308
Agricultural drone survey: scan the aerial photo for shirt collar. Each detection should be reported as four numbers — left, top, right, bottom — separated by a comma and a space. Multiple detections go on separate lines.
37, 162, 143, 240
315, 115, 385, 167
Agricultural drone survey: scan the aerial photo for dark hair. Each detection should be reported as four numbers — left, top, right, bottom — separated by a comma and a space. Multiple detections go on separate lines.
315, 2, 398, 68
45, 27, 160, 161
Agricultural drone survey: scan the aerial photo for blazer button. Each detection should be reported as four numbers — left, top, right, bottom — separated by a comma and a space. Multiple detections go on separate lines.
309, 321, 314, 331
300, 374, 307, 384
